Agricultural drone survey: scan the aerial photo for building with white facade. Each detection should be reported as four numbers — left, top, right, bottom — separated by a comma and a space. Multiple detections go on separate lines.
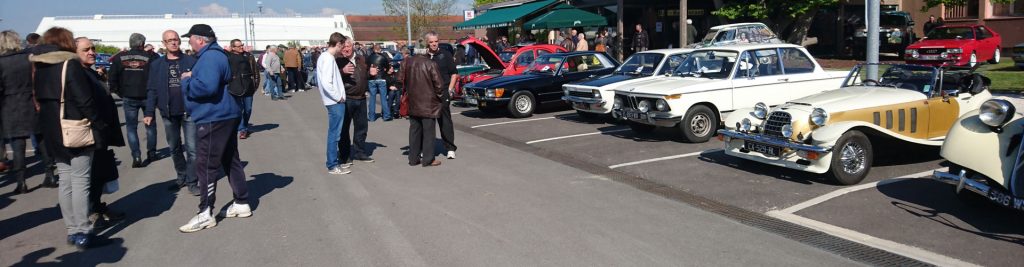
34, 14, 354, 51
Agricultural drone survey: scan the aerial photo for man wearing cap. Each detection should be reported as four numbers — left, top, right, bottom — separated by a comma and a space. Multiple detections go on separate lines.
177, 24, 251, 233
109, 33, 159, 168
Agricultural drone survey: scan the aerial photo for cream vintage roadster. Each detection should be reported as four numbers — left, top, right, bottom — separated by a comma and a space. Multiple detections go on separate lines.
933, 98, 1024, 212
718, 64, 992, 185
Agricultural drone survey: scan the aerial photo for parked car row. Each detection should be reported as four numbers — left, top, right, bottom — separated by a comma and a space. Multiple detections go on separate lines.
457, 22, 1019, 212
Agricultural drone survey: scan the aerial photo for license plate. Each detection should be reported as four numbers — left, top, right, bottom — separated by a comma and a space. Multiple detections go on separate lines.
918, 55, 941, 60
622, 110, 647, 120
573, 102, 587, 110
744, 141, 780, 157
986, 188, 1024, 212
464, 97, 478, 105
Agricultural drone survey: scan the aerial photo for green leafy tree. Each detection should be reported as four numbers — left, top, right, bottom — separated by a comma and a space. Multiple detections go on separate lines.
94, 43, 121, 55
382, 0, 458, 41
712, 0, 837, 44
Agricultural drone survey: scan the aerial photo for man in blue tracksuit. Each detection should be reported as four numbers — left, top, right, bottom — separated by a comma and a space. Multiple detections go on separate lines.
144, 29, 200, 196
176, 24, 251, 233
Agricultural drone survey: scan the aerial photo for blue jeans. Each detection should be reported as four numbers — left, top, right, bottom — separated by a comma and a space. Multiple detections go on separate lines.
163, 115, 197, 186
122, 97, 157, 158
325, 103, 346, 170
238, 96, 253, 132
268, 73, 283, 98
305, 67, 317, 86
262, 71, 272, 95
387, 88, 401, 118
367, 79, 390, 121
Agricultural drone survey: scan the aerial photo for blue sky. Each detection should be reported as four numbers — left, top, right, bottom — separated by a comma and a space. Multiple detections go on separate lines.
0, 0, 474, 36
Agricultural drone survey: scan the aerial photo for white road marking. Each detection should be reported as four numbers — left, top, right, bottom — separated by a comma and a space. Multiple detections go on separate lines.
470, 114, 577, 128
767, 211, 980, 267
525, 128, 631, 144
608, 149, 722, 169
777, 169, 936, 214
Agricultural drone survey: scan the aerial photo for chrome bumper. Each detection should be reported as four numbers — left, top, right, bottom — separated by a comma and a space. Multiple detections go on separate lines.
717, 130, 831, 154
933, 170, 991, 196
561, 96, 605, 104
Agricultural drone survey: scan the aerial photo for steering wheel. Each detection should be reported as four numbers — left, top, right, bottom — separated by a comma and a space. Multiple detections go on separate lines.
959, 74, 984, 93
862, 79, 880, 86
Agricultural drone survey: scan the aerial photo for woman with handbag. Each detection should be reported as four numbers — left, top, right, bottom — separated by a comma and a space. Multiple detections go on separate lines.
30, 27, 108, 250
75, 37, 127, 230
1, 30, 58, 194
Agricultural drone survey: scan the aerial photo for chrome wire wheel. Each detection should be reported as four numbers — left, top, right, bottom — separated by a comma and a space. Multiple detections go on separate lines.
515, 95, 532, 113
690, 113, 711, 137
840, 142, 867, 174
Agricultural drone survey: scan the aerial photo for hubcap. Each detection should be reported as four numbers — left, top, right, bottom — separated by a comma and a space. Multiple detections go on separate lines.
840, 142, 867, 174
515, 96, 531, 113
690, 114, 711, 137
995, 49, 1001, 63
970, 53, 977, 67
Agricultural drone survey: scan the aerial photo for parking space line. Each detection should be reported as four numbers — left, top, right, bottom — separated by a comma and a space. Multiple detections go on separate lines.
470, 114, 577, 128
608, 149, 722, 169
767, 211, 979, 267
777, 169, 936, 214
525, 128, 631, 144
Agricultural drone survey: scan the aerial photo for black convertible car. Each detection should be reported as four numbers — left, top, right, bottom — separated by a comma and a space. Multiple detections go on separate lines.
463, 51, 619, 118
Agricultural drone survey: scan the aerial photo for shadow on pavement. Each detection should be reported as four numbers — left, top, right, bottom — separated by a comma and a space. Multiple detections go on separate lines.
100, 180, 178, 237
877, 178, 1024, 245
11, 237, 127, 266
248, 123, 279, 134
241, 173, 293, 211
365, 142, 387, 157
697, 150, 819, 185
0, 205, 62, 240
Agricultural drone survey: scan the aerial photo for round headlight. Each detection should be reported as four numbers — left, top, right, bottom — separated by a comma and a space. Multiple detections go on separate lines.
613, 97, 623, 109
781, 124, 793, 138
979, 99, 1016, 128
910, 49, 920, 58
810, 108, 829, 126
753, 102, 768, 119
740, 118, 752, 132
637, 100, 651, 113
656, 99, 669, 112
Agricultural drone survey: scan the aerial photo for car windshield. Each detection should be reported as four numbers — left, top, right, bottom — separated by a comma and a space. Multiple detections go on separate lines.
843, 64, 938, 94
880, 14, 905, 26
499, 51, 515, 62
525, 55, 565, 75
672, 50, 738, 79
926, 27, 975, 40
616, 53, 664, 75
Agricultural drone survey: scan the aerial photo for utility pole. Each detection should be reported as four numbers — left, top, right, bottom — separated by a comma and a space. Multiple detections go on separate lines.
616, 0, 624, 62
866, 0, 879, 80
679, 0, 687, 47
243, 0, 248, 48
406, 0, 412, 50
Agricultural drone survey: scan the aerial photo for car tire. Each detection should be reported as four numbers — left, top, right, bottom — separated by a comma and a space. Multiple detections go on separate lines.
969, 51, 978, 68
678, 105, 718, 143
629, 122, 656, 134
507, 91, 535, 118
988, 48, 1001, 64
827, 130, 873, 185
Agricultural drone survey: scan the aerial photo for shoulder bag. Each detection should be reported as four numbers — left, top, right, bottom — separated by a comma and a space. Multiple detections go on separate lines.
59, 60, 95, 148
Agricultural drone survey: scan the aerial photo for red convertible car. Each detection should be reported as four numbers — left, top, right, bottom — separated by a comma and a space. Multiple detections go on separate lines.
456, 37, 567, 100
904, 24, 1002, 68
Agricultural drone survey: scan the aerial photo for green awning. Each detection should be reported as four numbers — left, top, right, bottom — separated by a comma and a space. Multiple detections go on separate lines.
454, 0, 557, 30
523, 4, 608, 30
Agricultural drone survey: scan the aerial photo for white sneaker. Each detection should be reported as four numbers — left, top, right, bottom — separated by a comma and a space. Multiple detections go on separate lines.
447, 151, 456, 159
222, 202, 252, 218
340, 163, 353, 169
329, 166, 351, 175
178, 209, 216, 233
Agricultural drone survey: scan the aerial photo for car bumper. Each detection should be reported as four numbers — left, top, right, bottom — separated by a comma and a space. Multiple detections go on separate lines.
562, 96, 611, 114
905, 57, 967, 66
718, 129, 833, 174
613, 109, 681, 127
1014, 55, 1024, 67
933, 169, 1024, 212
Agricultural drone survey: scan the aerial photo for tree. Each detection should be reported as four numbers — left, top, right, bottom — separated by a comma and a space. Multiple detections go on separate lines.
920, 0, 1015, 12
712, 0, 836, 44
474, 0, 505, 6
382, 0, 458, 44
94, 43, 120, 55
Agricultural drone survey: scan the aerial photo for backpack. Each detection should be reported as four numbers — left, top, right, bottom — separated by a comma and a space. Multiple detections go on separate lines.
222, 51, 258, 96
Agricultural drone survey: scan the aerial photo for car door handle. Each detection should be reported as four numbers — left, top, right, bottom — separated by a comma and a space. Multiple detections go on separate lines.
777, 78, 790, 82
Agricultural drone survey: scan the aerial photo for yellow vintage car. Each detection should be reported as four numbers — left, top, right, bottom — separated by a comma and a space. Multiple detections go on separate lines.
717, 64, 992, 185
934, 99, 1024, 211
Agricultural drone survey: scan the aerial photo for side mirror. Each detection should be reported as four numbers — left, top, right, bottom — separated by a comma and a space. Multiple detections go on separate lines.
909, 21, 915, 26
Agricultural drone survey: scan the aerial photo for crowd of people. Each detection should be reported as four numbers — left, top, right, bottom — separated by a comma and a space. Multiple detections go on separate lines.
0, 23, 462, 249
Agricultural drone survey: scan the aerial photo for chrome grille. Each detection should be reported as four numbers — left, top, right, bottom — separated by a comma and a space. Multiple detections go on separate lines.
569, 90, 593, 98
763, 111, 792, 138
618, 95, 658, 109
921, 48, 946, 54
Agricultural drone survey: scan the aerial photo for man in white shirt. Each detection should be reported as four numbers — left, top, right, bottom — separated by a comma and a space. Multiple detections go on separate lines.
317, 32, 351, 175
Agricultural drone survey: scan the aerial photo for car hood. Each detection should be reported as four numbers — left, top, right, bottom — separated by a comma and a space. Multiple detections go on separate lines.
467, 73, 547, 89
615, 77, 727, 96
780, 86, 927, 113
461, 37, 507, 70
569, 74, 651, 89
909, 39, 971, 48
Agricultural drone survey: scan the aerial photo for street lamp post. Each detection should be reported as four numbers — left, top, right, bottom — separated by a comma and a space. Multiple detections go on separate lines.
406, 0, 412, 50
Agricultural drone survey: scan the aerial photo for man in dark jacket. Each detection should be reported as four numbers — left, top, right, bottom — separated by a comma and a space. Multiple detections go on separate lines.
631, 24, 649, 54
399, 48, 444, 167
109, 33, 158, 167
337, 39, 376, 165
177, 24, 250, 233
227, 39, 260, 139
367, 43, 392, 121
144, 30, 200, 196
77, 36, 127, 229
425, 31, 458, 159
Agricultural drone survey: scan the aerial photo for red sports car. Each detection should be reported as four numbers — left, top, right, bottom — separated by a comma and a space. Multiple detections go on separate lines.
904, 24, 1002, 68
456, 37, 567, 99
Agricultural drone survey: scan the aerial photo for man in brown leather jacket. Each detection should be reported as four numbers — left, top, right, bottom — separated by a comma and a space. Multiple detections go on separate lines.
399, 48, 444, 167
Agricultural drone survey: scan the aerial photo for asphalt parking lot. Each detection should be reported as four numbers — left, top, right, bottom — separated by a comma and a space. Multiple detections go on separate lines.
449, 95, 1024, 267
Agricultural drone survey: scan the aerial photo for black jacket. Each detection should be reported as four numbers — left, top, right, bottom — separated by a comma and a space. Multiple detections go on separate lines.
109, 48, 157, 99
30, 46, 108, 163
0, 49, 38, 138
428, 50, 457, 99
85, 67, 125, 150
337, 55, 369, 100
145, 53, 197, 117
